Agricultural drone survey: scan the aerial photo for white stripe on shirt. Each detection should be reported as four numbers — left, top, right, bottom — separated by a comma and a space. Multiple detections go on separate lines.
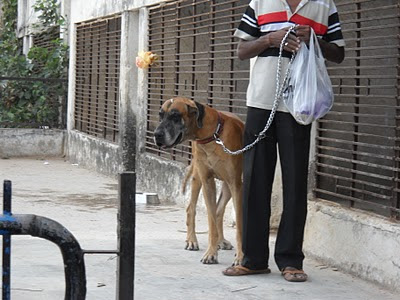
328, 22, 341, 30
242, 17, 259, 28
327, 26, 342, 34
260, 22, 295, 32
243, 14, 257, 26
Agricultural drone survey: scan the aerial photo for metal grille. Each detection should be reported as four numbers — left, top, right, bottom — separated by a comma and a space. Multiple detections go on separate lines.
74, 16, 121, 143
32, 26, 60, 49
315, 0, 400, 219
146, 0, 249, 164
31, 26, 61, 74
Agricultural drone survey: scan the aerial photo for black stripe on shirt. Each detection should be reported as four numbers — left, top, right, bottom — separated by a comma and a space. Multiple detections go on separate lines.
328, 12, 340, 27
237, 5, 260, 38
324, 12, 344, 43
323, 29, 344, 43
258, 48, 294, 58
245, 4, 257, 23
238, 22, 261, 38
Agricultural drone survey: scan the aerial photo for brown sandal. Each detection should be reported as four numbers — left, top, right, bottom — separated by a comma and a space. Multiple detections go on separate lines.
282, 267, 308, 282
222, 265, 271, 276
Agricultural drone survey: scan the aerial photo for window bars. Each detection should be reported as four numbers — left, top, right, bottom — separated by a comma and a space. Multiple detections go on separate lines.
32, 26, 60, 50
315, 0, 400, 220
146, 0, 250, 164
31, 26, 62, 77
74, 16, 121, 143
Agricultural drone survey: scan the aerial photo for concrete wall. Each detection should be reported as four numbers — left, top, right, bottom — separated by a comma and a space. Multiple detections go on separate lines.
17, 0, 40, 38
0, 129, 65, 158
66, 130, 121, 175
304, 199, 400, 292
67, 0, 165, 24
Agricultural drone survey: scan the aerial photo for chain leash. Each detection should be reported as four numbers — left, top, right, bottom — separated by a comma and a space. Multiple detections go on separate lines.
215, 25, 298, 155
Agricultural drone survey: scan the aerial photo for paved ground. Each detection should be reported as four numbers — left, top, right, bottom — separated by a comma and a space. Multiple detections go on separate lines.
0, 158, 398, 300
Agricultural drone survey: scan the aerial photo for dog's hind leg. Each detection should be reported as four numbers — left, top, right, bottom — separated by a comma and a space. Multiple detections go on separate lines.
216, 182, 233, 250
185, 168, 201, 251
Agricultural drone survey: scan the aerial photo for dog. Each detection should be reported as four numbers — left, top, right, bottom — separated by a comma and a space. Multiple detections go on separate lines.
154, 97, 244, 265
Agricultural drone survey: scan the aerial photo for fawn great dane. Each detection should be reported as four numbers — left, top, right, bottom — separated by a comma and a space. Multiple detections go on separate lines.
154, 97, 244, 265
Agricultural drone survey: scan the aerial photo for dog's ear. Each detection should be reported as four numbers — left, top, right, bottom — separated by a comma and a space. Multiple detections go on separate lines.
187, 101, 204, 128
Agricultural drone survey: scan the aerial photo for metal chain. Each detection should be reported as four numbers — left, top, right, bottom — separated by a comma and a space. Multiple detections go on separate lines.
215, 25, 298, 155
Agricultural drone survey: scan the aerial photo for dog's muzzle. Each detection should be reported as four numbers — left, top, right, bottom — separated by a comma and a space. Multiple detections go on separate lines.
154, 128, 165, 147
154, 127, 184, 149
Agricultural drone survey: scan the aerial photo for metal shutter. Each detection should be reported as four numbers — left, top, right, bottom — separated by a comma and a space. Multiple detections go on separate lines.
146, 0, 249, 164
315, 0, 400, 220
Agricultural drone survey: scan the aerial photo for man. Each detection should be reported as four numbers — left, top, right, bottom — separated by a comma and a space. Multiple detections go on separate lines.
223, 0, 345, 282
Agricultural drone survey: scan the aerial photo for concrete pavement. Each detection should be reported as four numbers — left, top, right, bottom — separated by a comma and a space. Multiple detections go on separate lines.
0, 158, 398, 300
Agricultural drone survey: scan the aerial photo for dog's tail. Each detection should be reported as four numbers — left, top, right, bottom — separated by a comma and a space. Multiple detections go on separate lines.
182, 162, 194, 194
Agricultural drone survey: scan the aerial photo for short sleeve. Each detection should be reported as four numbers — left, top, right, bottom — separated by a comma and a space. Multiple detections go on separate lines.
234, 0, 260, 41
323, 1, 345, 47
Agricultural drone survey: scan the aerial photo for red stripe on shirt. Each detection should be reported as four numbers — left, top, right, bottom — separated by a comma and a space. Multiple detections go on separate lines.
290, 14, 327, 35
258, 11, 288, 25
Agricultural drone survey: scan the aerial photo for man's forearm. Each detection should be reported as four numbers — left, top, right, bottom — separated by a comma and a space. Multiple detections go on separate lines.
238, 33, 345, 64
237, 36, 271, 60
318, 39, 345, 64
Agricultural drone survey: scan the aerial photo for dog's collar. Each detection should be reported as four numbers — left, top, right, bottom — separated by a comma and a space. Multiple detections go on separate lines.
195, 112, 224, 145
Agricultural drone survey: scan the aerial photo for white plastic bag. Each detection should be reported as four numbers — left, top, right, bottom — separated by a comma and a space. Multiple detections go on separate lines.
283, 28, 334, 125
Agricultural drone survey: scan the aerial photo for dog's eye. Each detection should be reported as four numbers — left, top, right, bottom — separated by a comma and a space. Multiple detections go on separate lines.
169, 113, 181, 122
159, 111, 165, 121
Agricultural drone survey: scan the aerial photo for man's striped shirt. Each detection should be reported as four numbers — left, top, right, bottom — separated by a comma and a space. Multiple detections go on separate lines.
234, 0, 345, 111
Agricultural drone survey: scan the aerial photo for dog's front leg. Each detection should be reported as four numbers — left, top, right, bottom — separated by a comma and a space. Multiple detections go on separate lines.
200, 176, 219, 264
185, 172, 201, 251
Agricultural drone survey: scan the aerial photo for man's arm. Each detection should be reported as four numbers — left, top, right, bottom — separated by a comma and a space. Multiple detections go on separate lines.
237, 36, 271, 60
237, 28, 301, 60
318, 39, 345, 64
237, 26, 344, 64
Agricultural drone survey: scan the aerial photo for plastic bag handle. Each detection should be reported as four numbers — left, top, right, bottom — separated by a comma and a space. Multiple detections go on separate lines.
309, 28, 324, 60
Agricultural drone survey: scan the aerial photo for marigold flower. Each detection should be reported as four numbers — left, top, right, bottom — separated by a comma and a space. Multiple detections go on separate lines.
135, 51, 159, 69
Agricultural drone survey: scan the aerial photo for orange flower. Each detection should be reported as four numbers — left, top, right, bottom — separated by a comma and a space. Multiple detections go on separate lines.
135, 51, 159, 69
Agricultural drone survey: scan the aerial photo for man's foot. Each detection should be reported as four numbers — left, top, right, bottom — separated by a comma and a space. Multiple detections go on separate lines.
222, 265, 271, 276
281, 267, 308, 282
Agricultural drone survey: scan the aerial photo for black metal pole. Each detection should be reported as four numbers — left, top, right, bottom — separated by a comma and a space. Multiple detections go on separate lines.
2, 180, 12, 300
0, 214, 86, 300
116, 172, 136, 300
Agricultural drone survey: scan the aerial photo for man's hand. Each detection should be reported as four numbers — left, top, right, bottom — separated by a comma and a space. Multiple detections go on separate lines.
268, 27, 301, 53
294, 25, 344, 63
237, 27, 302, 60
295, 25, 311, 45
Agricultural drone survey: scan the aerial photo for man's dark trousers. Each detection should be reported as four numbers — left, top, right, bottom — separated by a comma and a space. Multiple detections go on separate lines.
241, 107, 311, 271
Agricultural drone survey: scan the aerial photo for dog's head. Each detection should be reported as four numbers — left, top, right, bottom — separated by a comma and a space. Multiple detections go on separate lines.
154, 97, 205, 149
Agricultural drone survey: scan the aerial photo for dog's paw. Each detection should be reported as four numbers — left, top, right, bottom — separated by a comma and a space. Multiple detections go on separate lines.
218, 239, 233, 250
231, 252, 244, 266
185, 240, 199, 251
200, 251, 218, 264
